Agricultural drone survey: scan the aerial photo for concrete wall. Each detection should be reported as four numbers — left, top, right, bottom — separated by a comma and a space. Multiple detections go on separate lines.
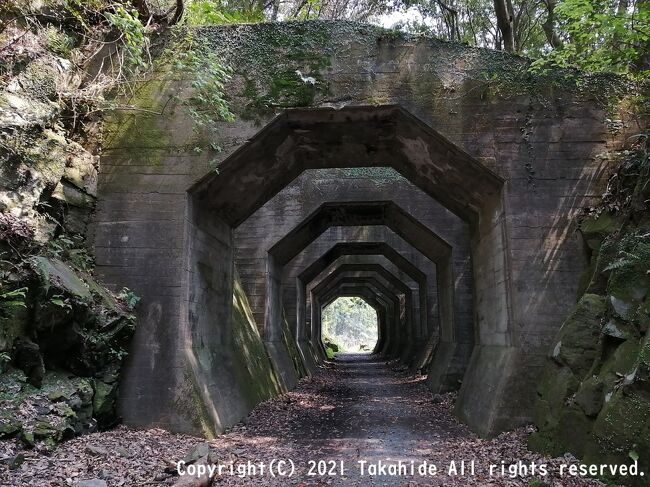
94, 21, 636, 436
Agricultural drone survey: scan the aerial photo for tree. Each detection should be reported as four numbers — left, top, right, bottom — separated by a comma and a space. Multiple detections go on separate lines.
493, 0, 515, 50
131, 0, 186, 24
535, 0, 649, 75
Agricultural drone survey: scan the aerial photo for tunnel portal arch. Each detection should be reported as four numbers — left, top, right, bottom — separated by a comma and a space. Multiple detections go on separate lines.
185, 106, 508, 435
95, 22, 621, 437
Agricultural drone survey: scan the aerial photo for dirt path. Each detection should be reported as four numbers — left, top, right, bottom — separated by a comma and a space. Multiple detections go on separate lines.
2, 354, 604, 486
254, 353, 473, 485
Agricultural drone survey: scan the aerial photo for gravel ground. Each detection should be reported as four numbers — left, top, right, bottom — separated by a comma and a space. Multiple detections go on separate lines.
1, 354, 608, 486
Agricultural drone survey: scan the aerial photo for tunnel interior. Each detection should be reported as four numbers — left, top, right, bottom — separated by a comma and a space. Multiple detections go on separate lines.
180, 105, 510, 434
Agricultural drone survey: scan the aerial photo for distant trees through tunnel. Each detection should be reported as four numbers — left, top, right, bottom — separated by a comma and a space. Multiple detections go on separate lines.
321, 296, 379, 355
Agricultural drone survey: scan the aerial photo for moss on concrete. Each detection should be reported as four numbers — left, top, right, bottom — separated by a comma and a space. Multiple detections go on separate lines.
231, 274, 282, 401
281, 312, 308, 379
103, 78, 176, 159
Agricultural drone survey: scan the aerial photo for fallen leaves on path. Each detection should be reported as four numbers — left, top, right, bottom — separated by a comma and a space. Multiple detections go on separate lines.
1, 357, 609, 486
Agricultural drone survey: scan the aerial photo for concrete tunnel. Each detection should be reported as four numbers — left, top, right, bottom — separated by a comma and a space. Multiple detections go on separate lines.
95, 33, 611, 437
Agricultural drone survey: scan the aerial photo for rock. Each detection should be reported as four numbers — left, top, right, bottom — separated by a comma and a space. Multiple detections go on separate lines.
182, 443, 210, 465
579, 213, 617, 250
47, 390, 67, 402
173, 455, 214, 487
61, 145, 98, 197
35, 404, 52, 415
115, 446, 131, 458
92, 379, 117, 425
0, 417, 22, 438
74, 480, 107, 487
13, 337, 45, 388
602, 319, 628, 339
85, 445, 108, 456
611, 295, 634, 320
20, 430, 35, 448
31, 256, 90, 300
553, 294, 607, 376
33, 418, 64, 440
574, 377, 605, 417
3, 453, 25, 470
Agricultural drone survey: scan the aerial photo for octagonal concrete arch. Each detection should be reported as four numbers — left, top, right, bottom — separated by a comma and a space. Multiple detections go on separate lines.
299, 253, 425, 372
319, 280, 401, 357
262, 201, 458, 384
310, 264, 416, 360
185, 105, 509, 435
297, 242, 432, 372
320, 288, 393, 358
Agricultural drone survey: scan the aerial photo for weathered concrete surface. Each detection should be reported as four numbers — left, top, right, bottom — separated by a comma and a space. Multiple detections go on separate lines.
318, 280, 400, 357
94, 21, 637, 436
234, 168, 470, 345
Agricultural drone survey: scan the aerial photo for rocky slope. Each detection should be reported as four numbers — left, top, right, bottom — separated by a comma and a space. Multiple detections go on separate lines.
530, 138, 650, 485
0, 0, 137, 452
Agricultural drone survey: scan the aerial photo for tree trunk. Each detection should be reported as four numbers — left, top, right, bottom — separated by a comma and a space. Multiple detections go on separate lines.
542, 0, 563, 48
170, 0, 185, 24
130, 0, 152, 21
493, 0, 515, 51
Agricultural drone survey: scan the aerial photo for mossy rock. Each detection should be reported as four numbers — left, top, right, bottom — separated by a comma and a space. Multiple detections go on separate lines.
92, 379, 118, 427
602, 318, 636, 340
552, 294, 607, 377
580, 213, 618, 250
533, 364, 579, 434
31, 256, 90, 299
607, 245, 650, 311
598, 338, 641, 386
588, 388, 650, 482
0, 415, 22, 438
575, 376, 605, 417
555, 405, 596, 458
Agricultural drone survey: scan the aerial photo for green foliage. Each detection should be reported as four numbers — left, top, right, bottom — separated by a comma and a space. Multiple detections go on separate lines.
532, 0, 649, 77
117, 287, 140, 310
47, 234, 94, 272
602, 227, 650, 272
0, 287, 28, 310
44, 26, 76, 57
164, 31, 235, 124
49, 294, 72, 309
186, 0, 264, 24
104, 6, 150, 77
322, 297, 378, 352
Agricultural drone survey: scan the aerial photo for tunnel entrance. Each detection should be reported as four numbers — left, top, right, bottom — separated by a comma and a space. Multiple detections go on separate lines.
184, 105, 507, 435
321, 296, 379, 356
93, 22, 619, 443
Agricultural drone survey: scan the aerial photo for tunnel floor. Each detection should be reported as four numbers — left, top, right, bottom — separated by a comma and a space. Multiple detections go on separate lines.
5, 356, 604, 486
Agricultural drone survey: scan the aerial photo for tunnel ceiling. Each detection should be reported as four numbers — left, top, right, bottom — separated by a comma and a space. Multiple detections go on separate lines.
269, 201, 452, 265
299, 242, 428, 284
190, 105, 503, 226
